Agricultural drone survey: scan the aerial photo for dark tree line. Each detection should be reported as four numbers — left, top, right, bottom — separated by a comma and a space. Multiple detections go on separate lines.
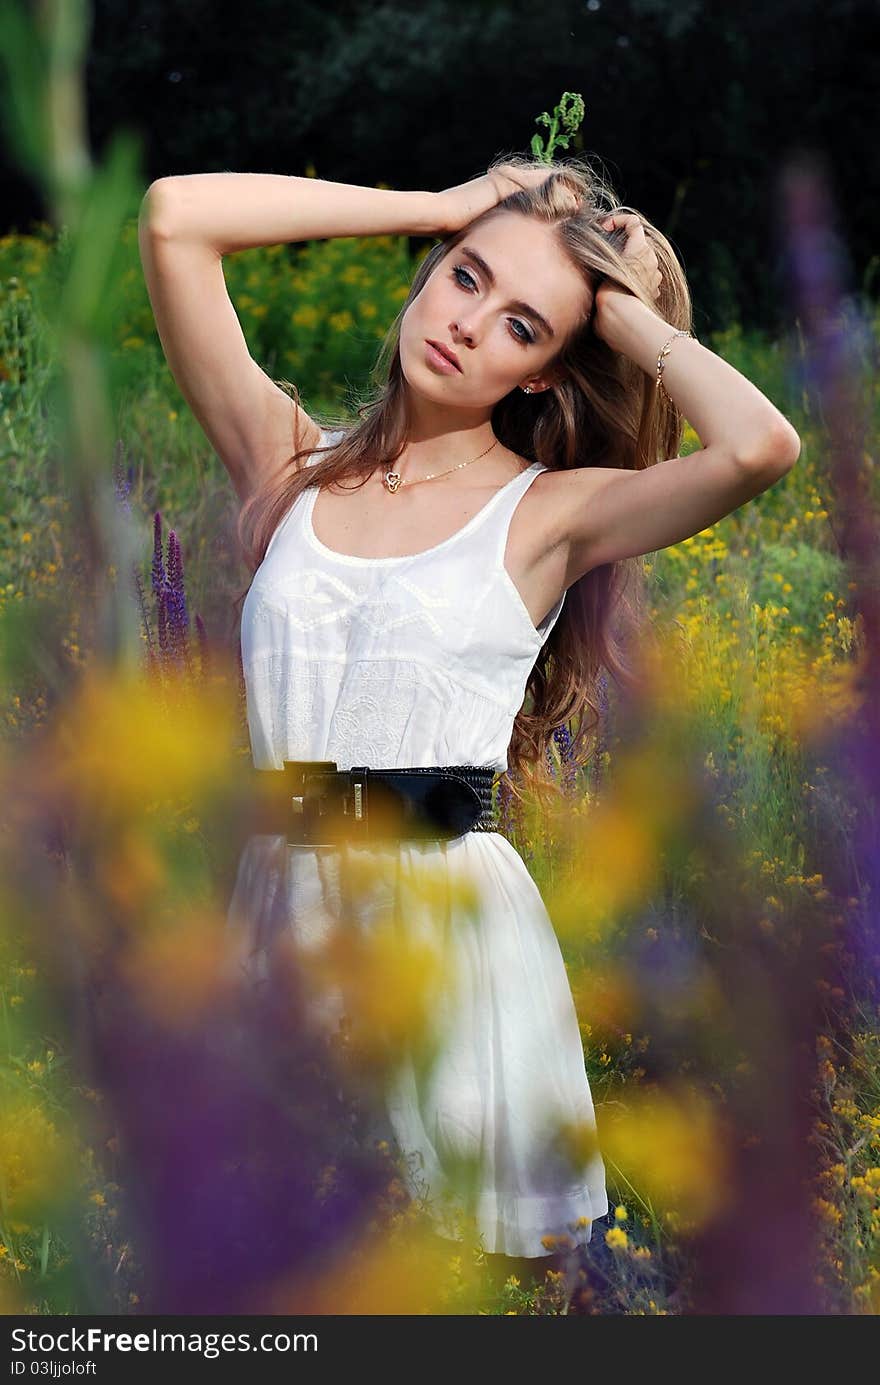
2, 0, 878, 330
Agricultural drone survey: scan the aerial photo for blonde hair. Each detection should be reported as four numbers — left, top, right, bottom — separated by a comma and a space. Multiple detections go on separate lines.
236, 150, 694, 809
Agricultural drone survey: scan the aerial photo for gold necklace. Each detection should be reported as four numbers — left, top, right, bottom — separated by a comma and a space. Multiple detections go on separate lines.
383, 438, 498, 493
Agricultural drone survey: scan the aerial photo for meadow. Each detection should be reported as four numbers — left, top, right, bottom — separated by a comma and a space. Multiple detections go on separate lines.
0, 217, 878, 1315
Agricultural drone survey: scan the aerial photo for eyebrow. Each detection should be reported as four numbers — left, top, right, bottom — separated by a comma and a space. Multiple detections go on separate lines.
458, 245, 556, 340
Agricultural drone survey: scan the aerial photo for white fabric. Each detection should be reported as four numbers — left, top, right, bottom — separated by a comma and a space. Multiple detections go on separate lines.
229, 428, 608, 1257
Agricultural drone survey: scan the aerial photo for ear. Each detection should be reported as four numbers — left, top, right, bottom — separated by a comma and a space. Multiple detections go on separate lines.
534, 362, 569, 392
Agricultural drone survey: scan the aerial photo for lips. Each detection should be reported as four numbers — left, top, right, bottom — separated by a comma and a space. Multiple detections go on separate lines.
426, 339, 462, 371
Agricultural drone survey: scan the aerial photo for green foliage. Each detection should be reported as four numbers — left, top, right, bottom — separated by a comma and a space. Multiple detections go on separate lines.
745, 539, 846, 631
530, 92, 586, 165
107, 218, 415, 418
223, 230, 414, 414
0, 226, 59, 462
9, 0, 875, 331
3, 0, 876, 1320
0, 221, 863, 644
1, 214, 878, 1317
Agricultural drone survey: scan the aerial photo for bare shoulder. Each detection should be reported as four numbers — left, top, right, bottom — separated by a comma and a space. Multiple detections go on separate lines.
533, 444, 794, 583
522, 461, 611, 549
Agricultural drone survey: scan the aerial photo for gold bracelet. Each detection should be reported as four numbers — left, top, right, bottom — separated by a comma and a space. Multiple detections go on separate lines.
656, 329, 693, 405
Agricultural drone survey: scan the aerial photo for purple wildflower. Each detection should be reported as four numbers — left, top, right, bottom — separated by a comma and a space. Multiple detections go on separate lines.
552, 721, 579, 798
113, 463, 132, 514
151, 513, 168, 605
157, 583, 169, 658
546, 742, 557, 780
153, 517, 173, 664
166, 529, 190, 667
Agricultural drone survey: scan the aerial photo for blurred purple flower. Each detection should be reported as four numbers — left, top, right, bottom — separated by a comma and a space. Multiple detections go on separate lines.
113, 460, 133, 514
151, 512, 168, 605
165, 529, 190, 668
552, 720, 579, 798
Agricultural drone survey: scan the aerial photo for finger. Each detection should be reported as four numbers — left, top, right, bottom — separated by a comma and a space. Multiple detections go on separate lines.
601, 214, 647, 243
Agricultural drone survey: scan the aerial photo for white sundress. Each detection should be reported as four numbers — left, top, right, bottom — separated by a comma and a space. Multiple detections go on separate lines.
227, 427, 609, 1258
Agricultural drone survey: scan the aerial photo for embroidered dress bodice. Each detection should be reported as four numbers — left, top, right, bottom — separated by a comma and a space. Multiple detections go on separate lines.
241, 429, 566, 773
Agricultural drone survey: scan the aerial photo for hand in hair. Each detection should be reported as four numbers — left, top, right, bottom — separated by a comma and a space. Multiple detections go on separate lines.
593, 213, 663, 338
434, 162, 580, 235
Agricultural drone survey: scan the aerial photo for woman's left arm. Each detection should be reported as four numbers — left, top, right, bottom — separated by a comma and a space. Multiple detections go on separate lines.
552, 265, 801, 582
598, 290, 801, 466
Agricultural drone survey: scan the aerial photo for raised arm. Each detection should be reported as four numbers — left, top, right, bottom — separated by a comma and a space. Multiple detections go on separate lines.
146, 172, 440, 254
137, 173, 440, 505
551, 291, 801, 581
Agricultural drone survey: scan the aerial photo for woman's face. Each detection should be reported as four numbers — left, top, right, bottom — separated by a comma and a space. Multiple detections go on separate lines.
399, 212, 592, 411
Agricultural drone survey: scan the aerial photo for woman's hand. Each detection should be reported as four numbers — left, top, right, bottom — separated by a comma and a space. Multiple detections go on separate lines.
433, 164, 580, 236
593, 213, 663, 344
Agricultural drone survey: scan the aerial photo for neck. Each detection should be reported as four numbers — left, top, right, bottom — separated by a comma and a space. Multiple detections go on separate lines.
392, 424, 498, 483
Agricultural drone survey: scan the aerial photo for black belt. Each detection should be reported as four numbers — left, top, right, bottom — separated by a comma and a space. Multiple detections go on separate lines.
251, 761, 499, 845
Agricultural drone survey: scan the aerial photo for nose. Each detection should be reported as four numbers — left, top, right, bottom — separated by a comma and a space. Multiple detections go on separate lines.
450, 318, 476, 348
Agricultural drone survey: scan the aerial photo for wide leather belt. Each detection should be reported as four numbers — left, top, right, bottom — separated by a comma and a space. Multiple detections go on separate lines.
251, 761, 499, 845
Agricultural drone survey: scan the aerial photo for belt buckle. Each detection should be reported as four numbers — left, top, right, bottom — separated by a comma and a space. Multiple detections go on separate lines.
283, 759, 338, 796
285, 760, 371, 845
283, 760, 336, 845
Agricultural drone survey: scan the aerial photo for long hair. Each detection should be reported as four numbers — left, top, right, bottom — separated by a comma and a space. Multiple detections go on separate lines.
234, 150, 694, 807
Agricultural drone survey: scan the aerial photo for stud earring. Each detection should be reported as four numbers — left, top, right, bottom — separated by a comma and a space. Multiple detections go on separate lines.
522, 384, 534, 394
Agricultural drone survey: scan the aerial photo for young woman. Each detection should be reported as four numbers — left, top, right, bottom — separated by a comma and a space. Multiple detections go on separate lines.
138, 155, 800, 1295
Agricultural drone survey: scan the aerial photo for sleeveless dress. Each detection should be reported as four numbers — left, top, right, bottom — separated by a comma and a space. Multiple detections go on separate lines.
227, 428, 609, 1258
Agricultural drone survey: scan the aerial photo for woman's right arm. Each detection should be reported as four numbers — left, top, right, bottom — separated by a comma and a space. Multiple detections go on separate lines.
138, 175, 442, 506
143, 173, 440, 254
137, 169, 531, 504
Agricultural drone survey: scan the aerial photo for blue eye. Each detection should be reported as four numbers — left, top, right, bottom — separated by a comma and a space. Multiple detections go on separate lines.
451, 264, 535, 345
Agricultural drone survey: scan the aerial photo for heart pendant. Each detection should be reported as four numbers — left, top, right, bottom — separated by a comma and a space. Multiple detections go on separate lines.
384, 471, 402, 493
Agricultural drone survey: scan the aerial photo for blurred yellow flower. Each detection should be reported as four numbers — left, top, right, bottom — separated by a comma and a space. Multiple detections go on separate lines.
600, 1082, 730, 1226
0, 1096, 73, 1217
293, 304, 320, 329
254, 1223, 477, 1314
118, 904, 239, 1028
46, 663, 239, 824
